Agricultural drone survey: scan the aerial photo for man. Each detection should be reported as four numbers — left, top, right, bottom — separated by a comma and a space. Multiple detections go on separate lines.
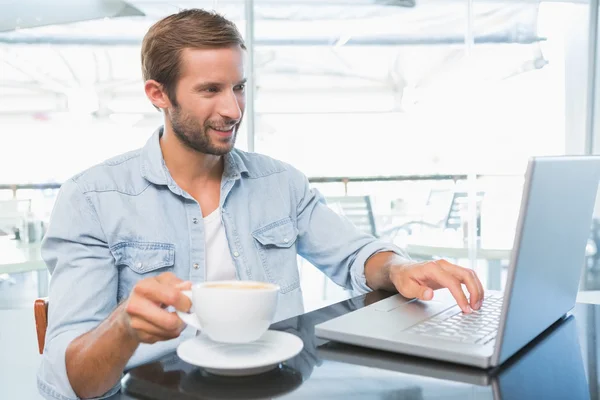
38, 9, 484, 400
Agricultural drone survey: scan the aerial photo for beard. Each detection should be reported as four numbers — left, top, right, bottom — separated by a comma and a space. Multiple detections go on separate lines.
169, 105, 240, 156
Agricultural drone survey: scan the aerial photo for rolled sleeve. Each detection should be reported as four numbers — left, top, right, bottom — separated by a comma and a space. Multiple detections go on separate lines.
350, 241, 413, 293
38, 329, 121, 400
37, 179, 119, 399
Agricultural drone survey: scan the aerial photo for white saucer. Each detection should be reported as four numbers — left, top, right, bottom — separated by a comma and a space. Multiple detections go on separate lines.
177, 330, 304, 376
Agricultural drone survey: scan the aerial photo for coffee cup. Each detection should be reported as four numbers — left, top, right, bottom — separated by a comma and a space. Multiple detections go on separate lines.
177, 280, 279, 343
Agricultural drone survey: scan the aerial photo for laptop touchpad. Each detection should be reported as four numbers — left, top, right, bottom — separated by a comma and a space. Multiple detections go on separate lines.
367, 295, 455, 331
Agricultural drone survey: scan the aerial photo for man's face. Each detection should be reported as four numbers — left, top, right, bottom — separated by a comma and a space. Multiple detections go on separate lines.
168, 46, 246, 155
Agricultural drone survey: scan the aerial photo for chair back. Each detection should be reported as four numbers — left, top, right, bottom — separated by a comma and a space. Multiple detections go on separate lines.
34, 297, 49, 354
326, 195, 378, 237
444, 191, 485, 234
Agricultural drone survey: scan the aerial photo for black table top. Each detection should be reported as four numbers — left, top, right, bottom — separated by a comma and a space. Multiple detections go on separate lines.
116, 291, 600, 400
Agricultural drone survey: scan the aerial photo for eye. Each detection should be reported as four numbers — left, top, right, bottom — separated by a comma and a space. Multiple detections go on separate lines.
205, 86, 219, 93
235, 84, 246, 92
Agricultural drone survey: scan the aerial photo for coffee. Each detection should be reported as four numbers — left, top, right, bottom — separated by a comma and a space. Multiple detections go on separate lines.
204, 282, 273, 290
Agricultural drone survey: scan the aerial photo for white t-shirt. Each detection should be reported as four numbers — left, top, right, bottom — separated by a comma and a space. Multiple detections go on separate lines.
203, 207, 237, 281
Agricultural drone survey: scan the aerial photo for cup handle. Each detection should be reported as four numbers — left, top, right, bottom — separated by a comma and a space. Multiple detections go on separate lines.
176, 290, 202, 331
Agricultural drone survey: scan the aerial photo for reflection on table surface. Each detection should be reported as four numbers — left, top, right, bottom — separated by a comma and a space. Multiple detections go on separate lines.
120, 291, 599, 400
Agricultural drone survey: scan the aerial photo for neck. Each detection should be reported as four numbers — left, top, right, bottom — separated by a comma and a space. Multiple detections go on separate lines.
159, 125, 224, 187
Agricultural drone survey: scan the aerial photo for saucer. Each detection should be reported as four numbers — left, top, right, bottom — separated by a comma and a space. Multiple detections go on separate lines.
176, 330, 304, 376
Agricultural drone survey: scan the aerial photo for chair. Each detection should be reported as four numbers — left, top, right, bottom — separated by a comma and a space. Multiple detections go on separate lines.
443, 191, 485, 235
326, 195, 440, 241
34, 297, 49, 354
326, 191, 486, 241
325, 196, 378, 237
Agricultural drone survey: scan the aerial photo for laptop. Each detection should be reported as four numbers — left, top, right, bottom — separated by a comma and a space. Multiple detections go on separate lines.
315, 156, 600, 368
317, 315, 589, 399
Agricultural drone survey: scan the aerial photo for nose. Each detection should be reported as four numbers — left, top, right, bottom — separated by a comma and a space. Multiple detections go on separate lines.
218, 89, 242, 122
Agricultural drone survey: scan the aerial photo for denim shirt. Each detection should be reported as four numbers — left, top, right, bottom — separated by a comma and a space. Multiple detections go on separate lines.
37, 127, 407, 400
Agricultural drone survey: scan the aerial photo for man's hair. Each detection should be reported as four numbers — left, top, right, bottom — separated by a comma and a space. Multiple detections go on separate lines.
141, 9, 246, 107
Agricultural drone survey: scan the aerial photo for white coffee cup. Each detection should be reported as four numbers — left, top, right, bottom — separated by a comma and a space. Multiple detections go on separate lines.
177, 280, 279, 343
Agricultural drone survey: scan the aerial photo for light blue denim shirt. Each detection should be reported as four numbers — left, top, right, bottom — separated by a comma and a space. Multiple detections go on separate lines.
37, 127, 407, 400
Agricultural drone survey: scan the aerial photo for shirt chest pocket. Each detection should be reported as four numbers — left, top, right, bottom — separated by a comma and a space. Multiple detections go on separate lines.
252, 217, 300, 294
111, 242, 175, 301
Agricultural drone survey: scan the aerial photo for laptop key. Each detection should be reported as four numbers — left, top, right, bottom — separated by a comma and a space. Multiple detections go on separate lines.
404, 298, 502, 344
430, 306, 462, 322
476, 331, 498, 345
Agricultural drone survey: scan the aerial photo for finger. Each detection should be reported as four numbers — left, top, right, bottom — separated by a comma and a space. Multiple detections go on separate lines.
129, 316, 183, 341
175, 281, 193, 311
477, 279, 485, 308
470, 268, 485, 309
439, 261, 484, 309
175, 281, 192, 290
126, 296, 185, 332
136, 332, 174, 345
393, 275, 434, 301
156, 272, 185, 286
133, 279, 191, 312
425, 263, 471, 313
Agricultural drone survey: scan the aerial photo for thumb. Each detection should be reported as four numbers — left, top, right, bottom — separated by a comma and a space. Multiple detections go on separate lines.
398, 278, 434, 301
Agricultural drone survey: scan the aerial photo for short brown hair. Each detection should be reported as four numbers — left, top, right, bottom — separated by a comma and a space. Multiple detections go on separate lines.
141, 9, 246, 107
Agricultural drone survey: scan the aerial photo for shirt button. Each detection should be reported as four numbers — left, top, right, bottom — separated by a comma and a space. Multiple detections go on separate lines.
193, 263, 199, 269
283, 238, 289, 243
136, 262, 143, 269
233, 251, 240, 257
192, 218, 199, 224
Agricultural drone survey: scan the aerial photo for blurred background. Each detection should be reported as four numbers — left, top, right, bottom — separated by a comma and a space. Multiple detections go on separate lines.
2, 0, 600, 397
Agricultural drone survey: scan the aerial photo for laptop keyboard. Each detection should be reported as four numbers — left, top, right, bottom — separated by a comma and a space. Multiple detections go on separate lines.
405, 293, 504, 346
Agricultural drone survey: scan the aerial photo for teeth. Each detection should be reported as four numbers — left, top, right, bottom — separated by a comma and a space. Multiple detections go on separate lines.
213, 127, 233, 132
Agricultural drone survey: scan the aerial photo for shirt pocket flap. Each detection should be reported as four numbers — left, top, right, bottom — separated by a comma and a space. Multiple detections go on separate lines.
252, 218, 298, 248
112, 242, 175, 273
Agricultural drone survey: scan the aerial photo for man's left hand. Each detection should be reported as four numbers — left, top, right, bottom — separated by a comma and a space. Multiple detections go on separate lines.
389, 259, 484, 314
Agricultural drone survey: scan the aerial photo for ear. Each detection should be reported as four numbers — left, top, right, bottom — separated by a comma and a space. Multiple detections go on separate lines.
144, 79, 171, 110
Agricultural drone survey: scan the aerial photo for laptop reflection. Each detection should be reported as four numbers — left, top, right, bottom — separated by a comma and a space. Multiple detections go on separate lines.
317, 315, 590, 400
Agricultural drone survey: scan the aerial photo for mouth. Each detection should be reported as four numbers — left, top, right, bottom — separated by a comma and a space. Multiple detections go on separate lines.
209, 125, 236, 138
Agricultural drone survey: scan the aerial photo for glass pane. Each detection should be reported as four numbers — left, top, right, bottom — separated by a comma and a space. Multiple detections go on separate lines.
468, 1, 591, 291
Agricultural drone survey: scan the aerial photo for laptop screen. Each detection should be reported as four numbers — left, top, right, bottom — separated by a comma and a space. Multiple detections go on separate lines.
495, 156, 600, 365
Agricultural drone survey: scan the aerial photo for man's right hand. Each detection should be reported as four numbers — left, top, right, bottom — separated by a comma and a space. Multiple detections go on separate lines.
121, 272, 192, 344
64, 272, 192, 398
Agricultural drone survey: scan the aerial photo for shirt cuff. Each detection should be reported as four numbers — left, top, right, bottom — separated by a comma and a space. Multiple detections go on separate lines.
37, 329, 121, 400
350, 241, 413, 293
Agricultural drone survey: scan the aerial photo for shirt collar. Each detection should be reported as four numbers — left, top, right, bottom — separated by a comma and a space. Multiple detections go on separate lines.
140, 126, 249, 185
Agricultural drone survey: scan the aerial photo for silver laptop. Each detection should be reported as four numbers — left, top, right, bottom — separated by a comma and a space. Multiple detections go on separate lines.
315, 156, 600, 368
317, 315, 589, 399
